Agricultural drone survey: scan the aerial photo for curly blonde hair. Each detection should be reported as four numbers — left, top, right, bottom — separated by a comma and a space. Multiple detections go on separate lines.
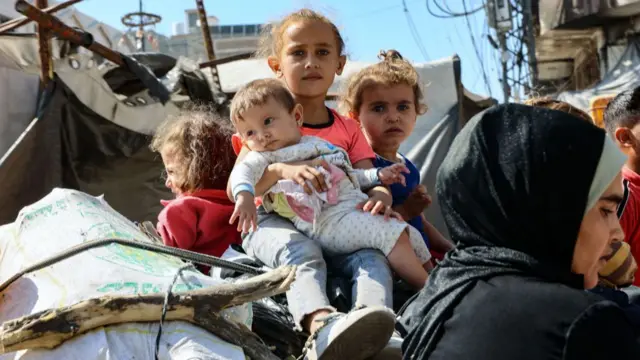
339, 49, 427, 117
256, 8, 345, 58
150, 103, 236, 193
524, 97, 592, 122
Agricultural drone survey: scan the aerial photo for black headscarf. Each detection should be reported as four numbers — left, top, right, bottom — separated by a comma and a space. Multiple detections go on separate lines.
401, 103, 624, 359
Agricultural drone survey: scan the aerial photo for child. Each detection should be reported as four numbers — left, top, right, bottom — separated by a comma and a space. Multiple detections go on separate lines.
340, 50, 454, 261
524, 97, 593, 122
226, 10, 400, 360
229, 78, 431, 290
150, 105, 241, 274
604, 88, 640, 286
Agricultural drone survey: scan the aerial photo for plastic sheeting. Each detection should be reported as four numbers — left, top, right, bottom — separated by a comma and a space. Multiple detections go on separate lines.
0, 75, 171, 225
558, 36, 640, 111
0, 34, 494, 238
0, 188, 249, 359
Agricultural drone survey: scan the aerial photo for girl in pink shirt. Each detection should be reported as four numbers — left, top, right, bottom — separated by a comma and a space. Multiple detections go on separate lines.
225, 9, 401, 360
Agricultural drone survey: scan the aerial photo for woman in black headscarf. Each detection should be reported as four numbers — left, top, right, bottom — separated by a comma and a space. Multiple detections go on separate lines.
400, 103, 639, 359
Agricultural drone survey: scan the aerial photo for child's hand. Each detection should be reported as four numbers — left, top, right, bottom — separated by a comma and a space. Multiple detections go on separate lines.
229, 192, 258, 234
378, 163, 410, 186
402, 185, 432, 219
275, 161, 331, 194
368, 204, 404, 222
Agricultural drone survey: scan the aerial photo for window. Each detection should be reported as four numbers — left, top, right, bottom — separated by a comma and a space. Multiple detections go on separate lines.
187, 13, 198, 28
245, 25, 257, 35
220, 25, 231, 37
233, 25, 244, 35
210, 26, 219, 35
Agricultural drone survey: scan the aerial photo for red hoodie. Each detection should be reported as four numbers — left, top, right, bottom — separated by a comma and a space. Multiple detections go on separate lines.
157, 189, 241, 272
619, 166, 640, 285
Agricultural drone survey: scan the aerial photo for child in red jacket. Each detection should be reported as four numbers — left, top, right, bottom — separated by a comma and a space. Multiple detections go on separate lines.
150, 105, 241, 273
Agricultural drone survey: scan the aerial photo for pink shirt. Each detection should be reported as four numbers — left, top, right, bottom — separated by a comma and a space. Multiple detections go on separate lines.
232, 108, 375, 164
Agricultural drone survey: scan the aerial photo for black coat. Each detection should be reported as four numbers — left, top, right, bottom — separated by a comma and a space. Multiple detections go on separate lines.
407, 274, 639, 360
400, 104, 639, 360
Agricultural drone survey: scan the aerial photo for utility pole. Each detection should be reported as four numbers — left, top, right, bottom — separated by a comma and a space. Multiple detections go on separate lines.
522, 0, 538, 93
486, 0, 512, 103
498, 32, 510, 103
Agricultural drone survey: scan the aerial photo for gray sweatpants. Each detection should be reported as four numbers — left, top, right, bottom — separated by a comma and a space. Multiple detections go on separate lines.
242, 207, 394, 329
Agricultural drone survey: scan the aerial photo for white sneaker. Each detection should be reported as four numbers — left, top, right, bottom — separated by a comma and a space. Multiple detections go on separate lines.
302, 306, 396, 360
370, 331, 403, 360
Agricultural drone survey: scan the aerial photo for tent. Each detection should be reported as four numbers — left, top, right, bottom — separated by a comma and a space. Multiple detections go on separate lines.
0, 34, 495, 240
558, 36, 640, 112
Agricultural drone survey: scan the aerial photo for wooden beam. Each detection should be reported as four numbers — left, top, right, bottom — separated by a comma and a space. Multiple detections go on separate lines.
0, 265, 296, 360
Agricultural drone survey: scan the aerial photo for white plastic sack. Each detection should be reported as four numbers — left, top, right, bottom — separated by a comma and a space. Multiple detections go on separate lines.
0, 188, 252, 359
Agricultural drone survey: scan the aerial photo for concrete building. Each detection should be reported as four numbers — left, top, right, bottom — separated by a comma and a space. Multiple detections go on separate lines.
534, 0, 640, 94
166, 9, 261, 61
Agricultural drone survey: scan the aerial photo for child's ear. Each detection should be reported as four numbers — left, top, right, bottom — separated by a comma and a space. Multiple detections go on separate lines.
615, 127, 634, 147
336, 55, 347, 76
293, 104, 304, 126
268, 56, 283, 78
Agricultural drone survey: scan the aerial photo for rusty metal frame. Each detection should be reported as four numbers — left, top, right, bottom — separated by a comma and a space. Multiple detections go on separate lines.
35, 0, 52, 85
194, 0, 224, 93
0, 0, 81, 34
12, 0, 255, 98
198, 52, 252, 69
15, 0, 125, 66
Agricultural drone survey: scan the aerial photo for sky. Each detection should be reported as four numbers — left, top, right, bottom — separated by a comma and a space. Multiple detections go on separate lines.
75, 0, 507, 102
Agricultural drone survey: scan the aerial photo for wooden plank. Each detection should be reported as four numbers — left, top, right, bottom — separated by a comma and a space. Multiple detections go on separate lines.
0, 265, 296, 360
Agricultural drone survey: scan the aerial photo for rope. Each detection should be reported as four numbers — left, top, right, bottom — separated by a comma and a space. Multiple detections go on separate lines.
154, 263, 194, 359
0, 237, 264, 293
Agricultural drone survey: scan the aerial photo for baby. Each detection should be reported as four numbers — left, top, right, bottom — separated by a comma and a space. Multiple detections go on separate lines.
229, 78, 431, 289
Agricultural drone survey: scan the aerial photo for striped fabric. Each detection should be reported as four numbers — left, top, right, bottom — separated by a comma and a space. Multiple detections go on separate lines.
599, 241, 638, 288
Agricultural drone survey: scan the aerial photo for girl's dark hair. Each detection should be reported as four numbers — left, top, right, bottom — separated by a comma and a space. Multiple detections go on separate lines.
150, 103, 236, 193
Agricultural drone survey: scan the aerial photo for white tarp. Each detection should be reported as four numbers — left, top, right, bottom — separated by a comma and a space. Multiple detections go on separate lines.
0, 188, 251, 359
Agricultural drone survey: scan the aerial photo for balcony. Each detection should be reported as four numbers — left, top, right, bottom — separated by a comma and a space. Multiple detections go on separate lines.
538, 0, 640, 33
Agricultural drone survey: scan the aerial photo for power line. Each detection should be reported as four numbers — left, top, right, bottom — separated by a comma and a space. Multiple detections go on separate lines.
461, 0, 492, 97
425, 0, 483, 18
402, 0, 431, 61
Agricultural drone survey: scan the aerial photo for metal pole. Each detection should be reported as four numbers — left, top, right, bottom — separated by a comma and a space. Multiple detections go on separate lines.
195, 0, 222, 93
15, 0, 125, 66
0, 0, 82, 34
499, 32, 510, 103
35, 0, 52, 86
139, 0, 145, 51
195, 0, 215, 62
199, 52, 252, 69
522, 0, 538, 93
